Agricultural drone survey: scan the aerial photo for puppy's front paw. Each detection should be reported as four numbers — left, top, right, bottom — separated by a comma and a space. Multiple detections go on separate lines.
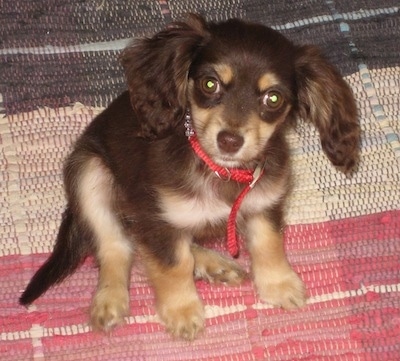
256, 269, 306, 310
90, 286, 130, 331
158, 298, 204, 340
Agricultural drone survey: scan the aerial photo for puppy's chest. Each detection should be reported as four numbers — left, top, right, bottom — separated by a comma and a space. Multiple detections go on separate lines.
159, 178, 281, 230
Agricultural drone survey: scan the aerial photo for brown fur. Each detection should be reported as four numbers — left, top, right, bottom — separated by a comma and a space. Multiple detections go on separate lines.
20, 14, 360, 340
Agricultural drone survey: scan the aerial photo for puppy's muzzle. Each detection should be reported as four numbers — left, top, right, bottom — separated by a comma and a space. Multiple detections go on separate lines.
217, 130, 244, 154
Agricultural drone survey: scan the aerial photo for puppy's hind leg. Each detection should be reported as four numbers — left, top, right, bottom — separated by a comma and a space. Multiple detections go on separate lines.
78, 157, 133, 331
191, 243, 247, 286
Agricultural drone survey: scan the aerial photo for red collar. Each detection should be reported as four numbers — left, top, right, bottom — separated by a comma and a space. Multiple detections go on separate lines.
187, 130, 265, 257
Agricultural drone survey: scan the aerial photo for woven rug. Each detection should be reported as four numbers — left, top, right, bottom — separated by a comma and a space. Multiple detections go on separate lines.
1, 1, 399, 360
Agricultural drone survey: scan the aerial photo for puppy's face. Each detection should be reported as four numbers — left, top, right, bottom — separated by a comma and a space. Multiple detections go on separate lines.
188, 22, 296, 168
122, 15, 359, 173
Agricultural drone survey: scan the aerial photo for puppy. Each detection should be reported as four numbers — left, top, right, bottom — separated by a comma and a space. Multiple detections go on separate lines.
20, 14, 360, 340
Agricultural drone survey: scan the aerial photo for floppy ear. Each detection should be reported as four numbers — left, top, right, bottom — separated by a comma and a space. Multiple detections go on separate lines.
295, 45, 360, 173
120, 14, 209, 139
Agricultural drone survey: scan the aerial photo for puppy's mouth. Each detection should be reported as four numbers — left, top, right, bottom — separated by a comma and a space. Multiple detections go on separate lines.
212, 153, 247, 168
199, 142, 255, 170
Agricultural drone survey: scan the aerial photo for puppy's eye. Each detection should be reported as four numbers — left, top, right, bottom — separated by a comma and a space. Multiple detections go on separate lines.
263, 90, 284, 110
201, 78, 220, 94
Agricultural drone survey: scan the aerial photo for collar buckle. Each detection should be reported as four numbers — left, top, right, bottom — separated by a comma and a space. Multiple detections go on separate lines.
249, 163, 265, 188
214, 168, 231, 182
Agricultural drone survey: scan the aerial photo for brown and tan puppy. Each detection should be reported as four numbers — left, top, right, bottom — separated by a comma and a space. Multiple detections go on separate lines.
20, 14, 360, 340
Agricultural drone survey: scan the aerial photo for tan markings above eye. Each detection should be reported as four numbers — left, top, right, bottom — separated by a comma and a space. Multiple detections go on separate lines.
258, 73, 280, 92
214, 64, 233, 85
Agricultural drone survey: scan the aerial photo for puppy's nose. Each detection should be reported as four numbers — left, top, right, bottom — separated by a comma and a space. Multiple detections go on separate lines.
217, 130, 244, 154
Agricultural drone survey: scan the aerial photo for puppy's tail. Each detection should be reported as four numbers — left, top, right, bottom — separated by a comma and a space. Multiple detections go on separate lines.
19, 207, 91, 306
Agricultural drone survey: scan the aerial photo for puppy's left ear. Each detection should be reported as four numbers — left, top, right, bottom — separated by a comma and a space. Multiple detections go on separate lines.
120, 14, 209, 139
295, 45, 360, 173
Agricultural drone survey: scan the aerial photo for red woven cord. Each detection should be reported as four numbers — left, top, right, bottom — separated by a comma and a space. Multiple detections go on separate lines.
189, 134, 264, 257
226, 184, 252, 257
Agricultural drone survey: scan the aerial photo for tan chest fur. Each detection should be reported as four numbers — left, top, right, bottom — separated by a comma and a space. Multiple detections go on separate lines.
159, 174, 287, 232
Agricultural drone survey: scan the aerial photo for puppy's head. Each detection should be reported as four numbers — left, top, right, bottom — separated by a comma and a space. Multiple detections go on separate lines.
187, 19, 297, 169
121, 15, 360, 173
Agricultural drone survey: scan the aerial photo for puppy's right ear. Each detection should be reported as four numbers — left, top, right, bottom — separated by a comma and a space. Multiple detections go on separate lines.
120, 14, 209, 139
